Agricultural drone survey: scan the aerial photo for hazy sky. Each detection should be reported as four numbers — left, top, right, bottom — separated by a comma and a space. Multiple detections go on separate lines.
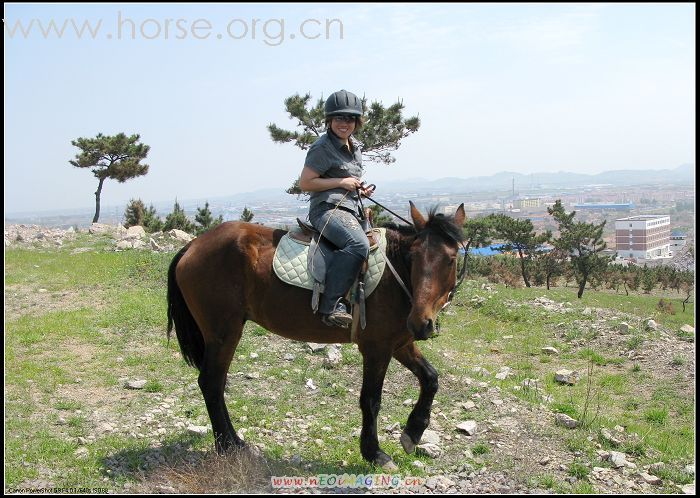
4, 3, 695, 213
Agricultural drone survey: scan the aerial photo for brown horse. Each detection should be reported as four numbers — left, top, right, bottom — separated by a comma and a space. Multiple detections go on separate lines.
167, 201, 466, 470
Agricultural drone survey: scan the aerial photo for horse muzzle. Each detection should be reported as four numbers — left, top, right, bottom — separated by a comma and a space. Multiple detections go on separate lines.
408, 316, 437, 341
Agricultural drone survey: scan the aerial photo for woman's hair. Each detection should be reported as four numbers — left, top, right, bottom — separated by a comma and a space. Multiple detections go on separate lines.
325, 116, 364, 132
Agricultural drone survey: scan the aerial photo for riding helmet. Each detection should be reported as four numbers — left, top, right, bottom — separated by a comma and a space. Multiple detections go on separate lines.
324, 89, 363, 117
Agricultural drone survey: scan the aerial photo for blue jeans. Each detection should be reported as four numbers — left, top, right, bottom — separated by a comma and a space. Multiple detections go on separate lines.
309, 204, 370, 314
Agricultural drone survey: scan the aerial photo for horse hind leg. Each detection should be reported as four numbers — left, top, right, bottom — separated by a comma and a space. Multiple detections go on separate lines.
392, 342, 438, 454
198, 321, 246, 454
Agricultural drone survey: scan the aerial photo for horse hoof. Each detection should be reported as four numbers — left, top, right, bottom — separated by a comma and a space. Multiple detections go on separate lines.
400, 432, 416, 454
374, 453, 398, 472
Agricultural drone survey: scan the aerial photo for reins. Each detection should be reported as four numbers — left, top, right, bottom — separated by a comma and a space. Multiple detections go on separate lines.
314, 185, 468, 309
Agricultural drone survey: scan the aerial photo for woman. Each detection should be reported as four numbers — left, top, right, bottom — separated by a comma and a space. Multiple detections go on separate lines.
299, 89, 374, 328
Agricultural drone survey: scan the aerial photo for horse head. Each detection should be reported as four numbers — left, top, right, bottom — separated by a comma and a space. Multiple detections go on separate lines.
406, 201, 466, 340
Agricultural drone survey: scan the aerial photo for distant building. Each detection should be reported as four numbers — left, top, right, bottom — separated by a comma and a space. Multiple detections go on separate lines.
574, 203, 634, 211
514, 198, 541, 209
615, 215, 671, 261
670, 230, 688, 254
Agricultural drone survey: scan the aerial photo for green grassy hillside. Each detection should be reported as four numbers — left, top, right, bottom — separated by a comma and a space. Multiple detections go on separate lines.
4, 239, 695, 494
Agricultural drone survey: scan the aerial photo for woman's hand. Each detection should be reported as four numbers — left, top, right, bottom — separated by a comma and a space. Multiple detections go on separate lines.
338, 177, 363, 192
359, 183, 376, 197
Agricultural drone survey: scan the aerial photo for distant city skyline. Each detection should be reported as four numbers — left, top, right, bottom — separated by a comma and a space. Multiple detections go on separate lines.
5, 3, 695, 213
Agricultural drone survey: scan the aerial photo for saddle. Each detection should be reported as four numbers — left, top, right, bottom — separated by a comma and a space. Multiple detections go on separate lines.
272, 220, 388, 339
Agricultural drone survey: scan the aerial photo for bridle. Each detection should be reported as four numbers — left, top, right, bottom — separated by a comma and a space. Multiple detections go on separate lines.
357, 186, 468, 308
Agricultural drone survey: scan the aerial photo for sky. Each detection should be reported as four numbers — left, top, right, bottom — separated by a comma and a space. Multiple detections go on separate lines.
4, 3, 696, 214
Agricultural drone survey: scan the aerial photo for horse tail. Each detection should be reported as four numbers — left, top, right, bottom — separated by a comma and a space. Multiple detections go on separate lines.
167, 244, 205, 371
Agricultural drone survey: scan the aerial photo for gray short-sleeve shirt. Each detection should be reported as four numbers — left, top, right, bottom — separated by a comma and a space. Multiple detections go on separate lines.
305, 132, 364, 217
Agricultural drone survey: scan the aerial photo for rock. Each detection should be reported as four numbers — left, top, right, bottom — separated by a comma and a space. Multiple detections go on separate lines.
89, 223, 126, 236
681, 484, 695, 494
684, 464, 695, 475
609, 451, 627, 468
187, 425, 209, 436
306, 342, 326, 353
323, 346, 342, 368
385, 422, 400, 432
639, 472, 661, 485
645, 319, 658, 331
125, 225, 146, 238
555, 413, 579, 429
472, 366, 490, 376
305, 378, 317, 390
416, 443, 443, 458
555, 369, 580, 385
619, 322, 630, 334
115, 240, 133, 250
125, 379, 147, 389
421, 429, 441, 445
541, 346, 559, 355
168, 229, 194, 242
461, 401, 477, 410
680, 324, 694, 334
456, 421, 478, 435
601, 428, 622, 446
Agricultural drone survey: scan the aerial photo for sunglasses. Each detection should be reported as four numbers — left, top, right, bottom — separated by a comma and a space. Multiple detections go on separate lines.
332, 115, 356, 123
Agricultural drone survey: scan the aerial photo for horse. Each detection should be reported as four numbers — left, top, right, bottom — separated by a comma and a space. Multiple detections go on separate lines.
167, 201, 466, 470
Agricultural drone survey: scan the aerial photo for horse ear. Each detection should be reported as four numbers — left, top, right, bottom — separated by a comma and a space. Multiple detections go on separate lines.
454, 203, 466, 226
409, 201, 426, 231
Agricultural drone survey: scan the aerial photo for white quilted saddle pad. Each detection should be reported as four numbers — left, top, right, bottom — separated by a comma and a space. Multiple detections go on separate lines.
273, 228, 387, 297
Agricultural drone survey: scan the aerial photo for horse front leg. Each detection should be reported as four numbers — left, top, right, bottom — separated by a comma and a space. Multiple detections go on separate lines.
392, 342, 438, 454
359, 348, 396, 470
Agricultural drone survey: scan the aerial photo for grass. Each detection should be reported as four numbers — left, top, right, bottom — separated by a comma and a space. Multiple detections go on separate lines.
4, 244, 695, 494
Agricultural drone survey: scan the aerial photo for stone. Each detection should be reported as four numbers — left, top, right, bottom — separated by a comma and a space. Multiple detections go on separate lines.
609, 451, 627, 468
555, 413, 579, 429
555, 369, 580, 385
456, 421, 478, 435
125, 379, 147, 389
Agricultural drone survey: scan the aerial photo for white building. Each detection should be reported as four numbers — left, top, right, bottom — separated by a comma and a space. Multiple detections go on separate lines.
615, 215, 672, 261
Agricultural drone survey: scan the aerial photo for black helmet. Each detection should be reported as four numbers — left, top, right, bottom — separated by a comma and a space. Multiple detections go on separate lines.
324, 89, 362, 117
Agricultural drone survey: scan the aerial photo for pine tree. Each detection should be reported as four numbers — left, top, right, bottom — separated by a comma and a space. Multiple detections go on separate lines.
143, 204, 163, 233
489, 213, 551, 288
268, 93, 420, 195
69, 133, 150, 222
194, 201, 224, 235
240, 206, 254, 222
368, 205, 392, 227
124, 199, 146, 228
163, 200, 195, 234
124, 198, 162, 232
548, 200, 613, 298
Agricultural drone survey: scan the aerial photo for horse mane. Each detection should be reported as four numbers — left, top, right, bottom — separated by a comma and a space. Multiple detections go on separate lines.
384, 206, 465, 245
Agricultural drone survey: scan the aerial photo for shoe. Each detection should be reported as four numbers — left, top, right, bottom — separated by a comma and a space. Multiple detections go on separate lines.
321, 301, 353, 328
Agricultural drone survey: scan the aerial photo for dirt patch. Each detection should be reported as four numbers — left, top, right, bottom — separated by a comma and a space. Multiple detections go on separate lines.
4, 285, 107, 322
